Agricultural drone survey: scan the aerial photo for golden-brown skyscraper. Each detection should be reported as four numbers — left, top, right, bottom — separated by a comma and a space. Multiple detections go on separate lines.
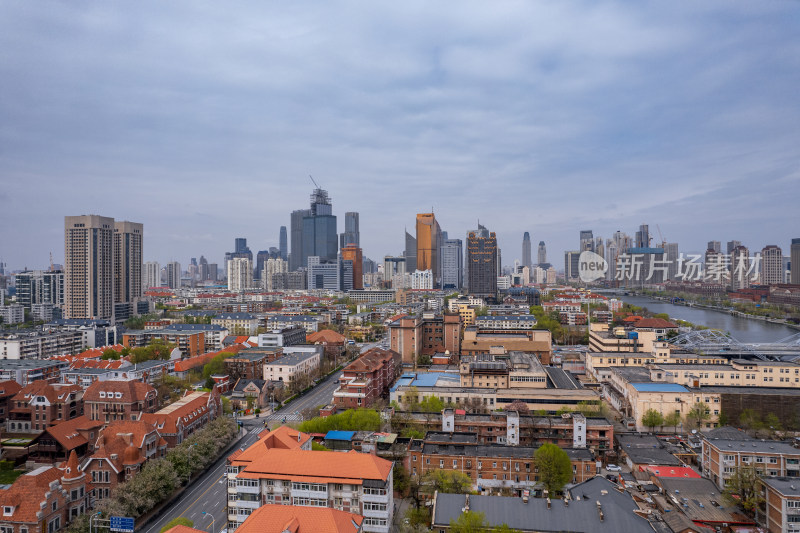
416, 213, 441, 284
340, 244, 363, 290
64, 215, 115, 319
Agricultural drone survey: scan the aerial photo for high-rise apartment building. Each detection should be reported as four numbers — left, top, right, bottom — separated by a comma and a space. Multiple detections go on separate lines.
143, 261, 160, 289
113, 221, 143, 305
166, 261, 181, 289
289, 209, 311, 271
15, 270, 64, 310
307, 256, 351, 291
228, 257, 253, 292
64, 215, 115, 319
254, 250, 270, 281
730, 245, 750, 290
522, 232, 532, 268
302, 188, 338, 265
441, 238, 463, 290
664, 242, 679, 281
605, 240, 618, 281
340, 212, 360, 249
791, 239, 800, 285
262, 257, 288, 291
564, 251, 580, 281
416, 213, 442, 285
466, 225, 498, 298
279, 226, 288, 261
207, 263, 218, 282
761, 245, 783, 285
579, 230, 594, 252
707, 241, 721, 254
538, 241, 547, 265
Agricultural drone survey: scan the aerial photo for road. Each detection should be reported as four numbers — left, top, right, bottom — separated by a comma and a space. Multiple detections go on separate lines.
143, 342, 381, 533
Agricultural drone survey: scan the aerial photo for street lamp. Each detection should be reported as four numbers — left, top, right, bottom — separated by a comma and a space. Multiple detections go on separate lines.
202, 511, 215, 533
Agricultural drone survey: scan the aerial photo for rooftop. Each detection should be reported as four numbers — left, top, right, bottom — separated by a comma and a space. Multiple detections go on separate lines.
760, 476, 800, 496
702, 438, 799, 454
433, 477, 652, 533
631, 383, 689, 393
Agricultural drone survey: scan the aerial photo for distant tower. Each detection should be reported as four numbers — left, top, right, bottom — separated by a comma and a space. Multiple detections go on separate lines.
64, 215, 115, 319
635, 225, 650, 248
404, 231, 417, 274
279, 226, 288, 261
579, 230, 594, 252
761, 245, 783, 285
340, 212, 360, 249
166, 261, 181, 289
466, 225, 498, 298
441, 239, 463, 290
290, 209, 310, 271
792, 239, 800, 284
301, 188, 338, 265
522, 232, 532, 269
416, 213, 442, 283
537, 241, 546, 265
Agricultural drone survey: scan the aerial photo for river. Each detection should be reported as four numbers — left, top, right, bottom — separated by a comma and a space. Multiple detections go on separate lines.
617, 295, 798, 343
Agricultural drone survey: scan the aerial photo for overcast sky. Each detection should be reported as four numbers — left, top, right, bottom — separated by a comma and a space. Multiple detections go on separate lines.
1, 1, 799, 272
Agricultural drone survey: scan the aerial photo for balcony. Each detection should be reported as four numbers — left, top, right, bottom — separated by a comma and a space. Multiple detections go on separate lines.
235, 484, 260, 494
234, 499, 260, 509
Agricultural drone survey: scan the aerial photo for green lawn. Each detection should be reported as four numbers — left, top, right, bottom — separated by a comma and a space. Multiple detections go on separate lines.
0, 469, 22, 484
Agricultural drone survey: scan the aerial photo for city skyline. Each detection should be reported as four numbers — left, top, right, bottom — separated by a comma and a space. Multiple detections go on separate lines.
1, 2, 799, 270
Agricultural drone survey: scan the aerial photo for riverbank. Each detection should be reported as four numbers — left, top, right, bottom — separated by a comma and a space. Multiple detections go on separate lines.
638, 293, 800, 332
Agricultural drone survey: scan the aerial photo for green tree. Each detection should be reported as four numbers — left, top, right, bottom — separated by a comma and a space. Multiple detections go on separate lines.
685, 402, 711, 429
534, 443, 572, 494
663, 411, 682, 433
160, 517, 193, 533
311, 441, 330, 451
421, 469, 473, 496
763, 412, 782, 438
722, 465, 765, 519
642, 409, 664, 433
418, 395, 446, 413
739, 408, 763, 435
299, 408, 381, 434
101, 348, 121, 360
416, 353, 432, 367
450, 511, 489, 533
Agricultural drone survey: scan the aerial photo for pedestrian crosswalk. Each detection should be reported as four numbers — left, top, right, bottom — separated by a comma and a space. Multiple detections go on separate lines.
262, 412, 304, 422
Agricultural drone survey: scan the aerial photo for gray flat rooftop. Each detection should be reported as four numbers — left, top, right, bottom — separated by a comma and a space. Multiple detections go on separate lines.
702, 438, 799, 454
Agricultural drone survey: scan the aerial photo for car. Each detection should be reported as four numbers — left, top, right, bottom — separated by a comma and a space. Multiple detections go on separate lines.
605, 464, 622, 472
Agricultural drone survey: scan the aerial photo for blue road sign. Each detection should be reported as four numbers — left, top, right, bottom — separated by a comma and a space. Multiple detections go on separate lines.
110, 516, 135, 533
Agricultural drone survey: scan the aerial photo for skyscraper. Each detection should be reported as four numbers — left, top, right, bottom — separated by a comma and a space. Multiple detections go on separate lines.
64, 215, 115, 319
727, 240, 742, 255
441, 238, 463, 290
791, 239, 800, 285
340, 212, 360, 249
302, 188, 338, 265
416, 213, 442, 284
255, 250, 270, 281
466, 225, 498, 298
664, 243, 679, 281
761, 245, 783, 285
262, 257, 287, 291
228, 257, 253, 292
730, 245, 750, 290
537, 241, 547, 265
199, 256, 209, 281
235, 238, 249, 255
404, 231, 417, 274
279, 226, 288, 261
166, 262, 181, 289
341, 244, 363, 290
579, 230, 594, 252
564, 251, 580, 281
522, 232, 532, 268
289, 209, 311, 271
144, 261, 161, 289
707, 241, 721, 254
113, 221, 143, 305
635, 225, 650, 248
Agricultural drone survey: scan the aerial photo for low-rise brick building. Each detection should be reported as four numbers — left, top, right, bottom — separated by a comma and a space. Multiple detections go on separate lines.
407, 431, 596, 495
333, 348, 401, 409
83, 380, 157, 423
6, 381, 84, 435
139, 390, 220, 448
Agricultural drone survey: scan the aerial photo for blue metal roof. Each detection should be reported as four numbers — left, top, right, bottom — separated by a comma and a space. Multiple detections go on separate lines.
631, 383, 688, 393
325, 430, 355, 441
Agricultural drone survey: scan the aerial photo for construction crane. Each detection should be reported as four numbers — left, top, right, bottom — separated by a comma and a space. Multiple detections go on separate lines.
309, 175, 320, 189
656, 224, 666, 248
49, 252, 54, 272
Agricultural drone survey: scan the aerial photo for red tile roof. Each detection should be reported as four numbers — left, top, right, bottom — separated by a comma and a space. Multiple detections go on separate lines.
140, 391, 215, 435
83, 380, 157, 404
0, 466, 63, 523
634, 317, 679, 329
13, 381, 82, 405
306, 330, 346, 344
230, 426, 311, 464
344, 348, 395, 373
41, 415, 103, 451
173, 346, 248, 373
236, 504, 362, 533
0, 380, 22, 399
239, 448, 392, 482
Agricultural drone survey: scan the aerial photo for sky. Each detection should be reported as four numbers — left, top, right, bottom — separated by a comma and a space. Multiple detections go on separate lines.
1, 1, 799, 272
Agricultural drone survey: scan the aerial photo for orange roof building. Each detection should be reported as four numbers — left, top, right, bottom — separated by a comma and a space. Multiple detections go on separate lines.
8, 381, 84, 435
140, 390, 221, 448
83, 380, 157, 422
237, 504, 363, 533
30, 414, 103, 463
227, 434, 393, 532
0, 452, 89, 533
